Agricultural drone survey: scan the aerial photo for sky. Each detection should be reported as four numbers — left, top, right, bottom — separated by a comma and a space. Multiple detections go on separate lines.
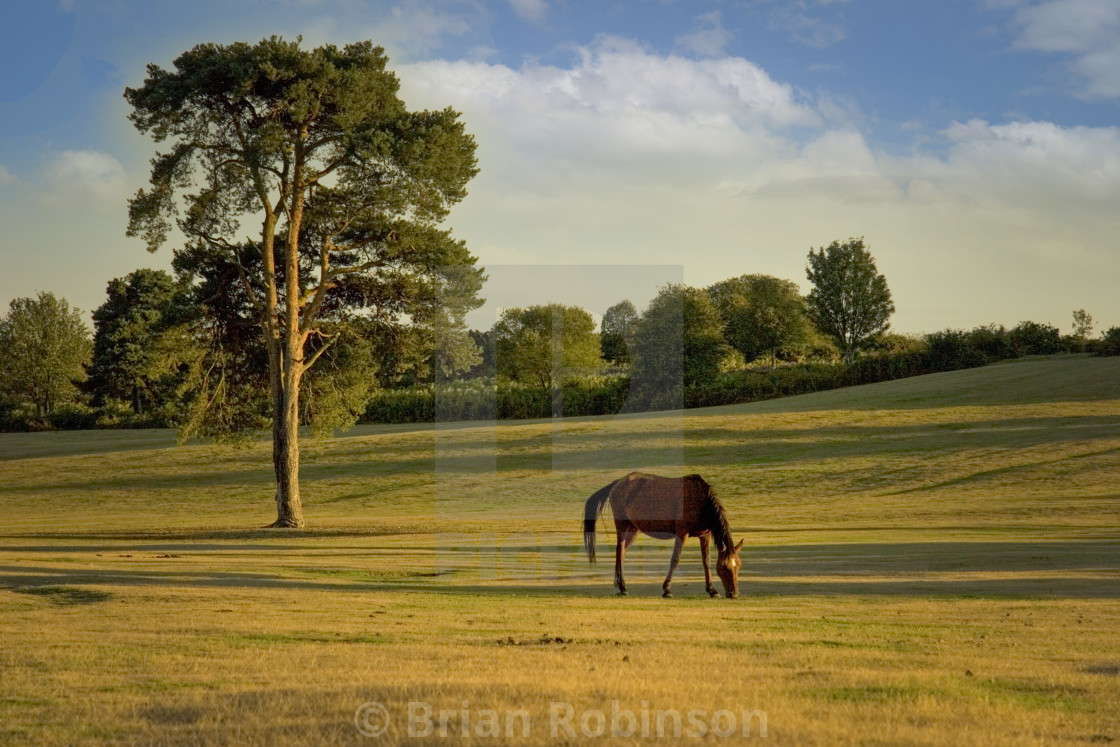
1, 0, 1118, 335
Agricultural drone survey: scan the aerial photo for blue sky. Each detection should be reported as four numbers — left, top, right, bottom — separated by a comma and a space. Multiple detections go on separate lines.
2, 0, 1119, 333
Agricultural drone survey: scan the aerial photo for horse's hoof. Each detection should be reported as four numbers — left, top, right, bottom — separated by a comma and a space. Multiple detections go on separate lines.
707, 589, 719, 598
662, 591, 673, 599
617, 590, 628, 597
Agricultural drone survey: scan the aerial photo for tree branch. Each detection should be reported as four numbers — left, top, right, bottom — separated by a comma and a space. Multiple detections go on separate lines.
303, 330, 342, 371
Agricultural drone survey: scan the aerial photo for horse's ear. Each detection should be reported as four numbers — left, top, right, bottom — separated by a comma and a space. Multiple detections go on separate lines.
734, 539, 744, 553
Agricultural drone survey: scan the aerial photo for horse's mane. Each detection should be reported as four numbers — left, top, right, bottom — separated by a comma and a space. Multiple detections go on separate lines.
696, 478, 734, 553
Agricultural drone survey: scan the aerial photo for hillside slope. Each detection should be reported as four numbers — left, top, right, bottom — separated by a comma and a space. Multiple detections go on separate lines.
2, 355, 1118, 535
712, 354, 1120, 414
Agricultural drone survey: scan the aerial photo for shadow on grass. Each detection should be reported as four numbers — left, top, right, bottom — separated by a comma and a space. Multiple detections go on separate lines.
11, 585, 113, 605
3, 527, 435, 545
5, 414, 1119, 494
2, 539, 1117, 599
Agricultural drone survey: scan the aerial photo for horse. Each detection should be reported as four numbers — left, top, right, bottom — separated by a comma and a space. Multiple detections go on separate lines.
583, 471, 743, 598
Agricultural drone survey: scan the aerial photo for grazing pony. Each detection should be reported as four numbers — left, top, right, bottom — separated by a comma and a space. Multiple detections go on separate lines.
583, 472, 743, 598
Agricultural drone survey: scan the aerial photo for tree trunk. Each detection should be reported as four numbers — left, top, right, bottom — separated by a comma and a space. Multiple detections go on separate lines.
270, 139, 308, 529
269, 352, 287, 522
271, 379, 305, 527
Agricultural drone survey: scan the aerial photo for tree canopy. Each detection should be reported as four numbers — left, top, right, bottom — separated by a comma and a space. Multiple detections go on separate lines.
126, 36, 482, 526
707, 274, 814, 363
0, 292, 92, 417
805, 237, 894, 362
600, 300, 639, 365
630, 284, 727, 409
87, 269, 188, 415
492, 304, 601, 391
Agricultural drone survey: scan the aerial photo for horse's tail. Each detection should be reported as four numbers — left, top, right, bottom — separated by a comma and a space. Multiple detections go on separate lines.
583, 480, 618, 564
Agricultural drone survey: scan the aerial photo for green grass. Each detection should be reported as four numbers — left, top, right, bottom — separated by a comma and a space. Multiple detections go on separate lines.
1, 355, 1119, 744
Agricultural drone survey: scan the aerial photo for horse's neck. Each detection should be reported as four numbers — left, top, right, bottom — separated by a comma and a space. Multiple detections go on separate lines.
705, 503, 732, 553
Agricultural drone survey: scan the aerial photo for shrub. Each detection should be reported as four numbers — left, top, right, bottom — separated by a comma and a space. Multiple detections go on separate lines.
843, 350, 931, 384
872, 333, 927, 355
48, 404, 100, 430
967, 324, 1016, 362
926, 330, 986, 372
1009, 321, 1062, 356
1098, 327, 1120, 357
361, 375, 632, 424
925, 324, 1019, 372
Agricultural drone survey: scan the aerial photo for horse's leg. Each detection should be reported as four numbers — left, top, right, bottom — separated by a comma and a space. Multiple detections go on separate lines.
614, 525, 636, 596
662, 534, 685, 598
699, 533, 718, 598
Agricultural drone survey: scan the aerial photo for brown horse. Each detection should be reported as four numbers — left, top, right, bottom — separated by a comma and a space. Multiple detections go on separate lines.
583, 471, 743, 598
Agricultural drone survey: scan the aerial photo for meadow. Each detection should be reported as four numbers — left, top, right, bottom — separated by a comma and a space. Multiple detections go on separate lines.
1, 355, 1118, 745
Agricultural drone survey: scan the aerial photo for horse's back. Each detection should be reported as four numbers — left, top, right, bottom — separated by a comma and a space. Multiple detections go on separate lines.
609, 472, 709, 535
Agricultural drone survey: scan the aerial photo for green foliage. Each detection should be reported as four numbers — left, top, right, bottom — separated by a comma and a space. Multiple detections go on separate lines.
925, 330, 986, 371
966, 324, 1016, 362
299, 325, 380, 440
922, 322, 1021, 371
842, 350, 933, 385
1070, 309, 1095, 353
126, 37, 477, 253
492, 304, 602, 391
925, 324, 1018, 372
362, 348, 945, 422
600, 300, 638, 365
872, 333, 927, 355
1009, 321, 1063, 356
86, 269, 189, 415
806, 237, 895, 362
685, 364, 844, 409
147, 317, 271, 444
362, 375, 630, 423
0, 292, 92, 417
684, 351, 933, 410
465, 329, 496, 379
1097, 327, 1120, 357
629, 284, 728, 410
707, 274, 815, 362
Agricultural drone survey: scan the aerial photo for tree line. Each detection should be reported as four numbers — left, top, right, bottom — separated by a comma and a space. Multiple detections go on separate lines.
6, 239, 1116, 431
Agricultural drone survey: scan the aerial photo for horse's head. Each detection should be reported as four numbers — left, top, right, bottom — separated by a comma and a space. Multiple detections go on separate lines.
716, 539, 744, 598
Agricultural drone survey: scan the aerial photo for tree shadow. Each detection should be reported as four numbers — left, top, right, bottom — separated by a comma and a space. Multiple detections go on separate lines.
3, 539, 1117, 599
9, 413, 1119, 495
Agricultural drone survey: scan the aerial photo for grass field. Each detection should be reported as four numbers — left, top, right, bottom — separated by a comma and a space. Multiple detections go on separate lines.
2, 355, 1119, 745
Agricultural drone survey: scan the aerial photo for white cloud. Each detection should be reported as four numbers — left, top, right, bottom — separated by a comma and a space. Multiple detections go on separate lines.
1006, 0, 1120, 98
940, 118, 1120, 204
765, 4, 849, 48
299, 2, 477, 58
1012, 0, 1118, 52
396, 40, 1120, 330
402, 37, 820, 161
43, 150, 126, 201
0, 164, 18, 187
507, 0, 547, 24
468, 45, 499, 61
399, 38, 1120, 212
675, 11, 733, 58
374, 3, 474, 56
